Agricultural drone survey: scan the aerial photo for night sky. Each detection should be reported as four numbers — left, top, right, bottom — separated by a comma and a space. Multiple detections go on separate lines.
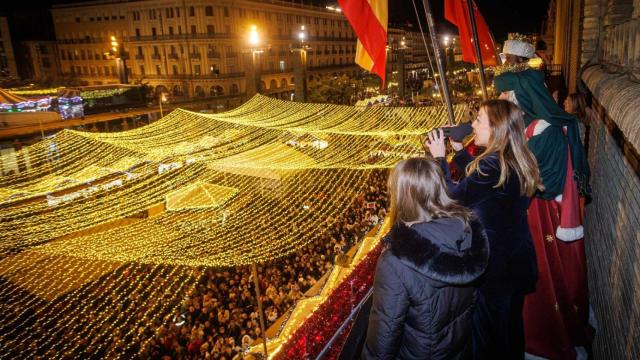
2, 0, 549, 43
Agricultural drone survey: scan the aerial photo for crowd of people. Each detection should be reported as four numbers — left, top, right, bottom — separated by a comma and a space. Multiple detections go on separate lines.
139, 170, 388, 360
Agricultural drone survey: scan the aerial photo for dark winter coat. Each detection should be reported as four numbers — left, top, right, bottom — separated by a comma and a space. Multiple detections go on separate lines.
362, 217, 489, 360
439, 151, 538, 295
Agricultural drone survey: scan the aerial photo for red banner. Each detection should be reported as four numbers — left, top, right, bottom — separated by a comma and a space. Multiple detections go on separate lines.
445, 0, 497, 66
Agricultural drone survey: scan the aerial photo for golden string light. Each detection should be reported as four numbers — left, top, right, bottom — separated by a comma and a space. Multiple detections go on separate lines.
0, 94, 463, 359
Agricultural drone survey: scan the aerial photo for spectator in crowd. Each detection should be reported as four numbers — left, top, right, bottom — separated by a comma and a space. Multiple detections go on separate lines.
564, 93, 594, 152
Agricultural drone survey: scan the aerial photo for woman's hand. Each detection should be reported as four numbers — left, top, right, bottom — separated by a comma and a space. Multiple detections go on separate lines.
424, 129, 447, 158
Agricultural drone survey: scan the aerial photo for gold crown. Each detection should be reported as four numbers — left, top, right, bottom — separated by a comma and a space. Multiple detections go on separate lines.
508, 33, 532, 43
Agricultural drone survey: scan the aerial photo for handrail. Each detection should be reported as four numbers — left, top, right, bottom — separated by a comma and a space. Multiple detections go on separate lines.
314, 287, 374, 360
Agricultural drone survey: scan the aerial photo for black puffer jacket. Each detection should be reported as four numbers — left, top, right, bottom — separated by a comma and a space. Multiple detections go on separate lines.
362, 217, 489, 360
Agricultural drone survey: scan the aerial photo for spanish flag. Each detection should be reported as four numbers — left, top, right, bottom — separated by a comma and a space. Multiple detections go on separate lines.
338, 0, 388, 84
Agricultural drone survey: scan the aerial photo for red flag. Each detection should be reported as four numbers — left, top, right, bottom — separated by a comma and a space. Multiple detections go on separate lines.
338, 0, 388, 84
445, 0, 497, 66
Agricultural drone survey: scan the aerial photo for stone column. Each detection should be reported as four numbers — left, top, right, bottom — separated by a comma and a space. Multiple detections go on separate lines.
244, 51, 261, 97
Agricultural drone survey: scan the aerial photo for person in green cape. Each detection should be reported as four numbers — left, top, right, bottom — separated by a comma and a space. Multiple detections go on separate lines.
493, 34, 593, 360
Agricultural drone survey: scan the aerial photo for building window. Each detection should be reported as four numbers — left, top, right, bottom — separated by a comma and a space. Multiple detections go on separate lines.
205, 6, 213, 16
152, 28, 157, 37
279, 60, 285, 72
75, 17, 81, 22
135, 28, 141, 37
173, 64, 179, 74
61, 51, 66, 60
194, 64, 201, 75
42, 58, 51, 68
224, 7, 229, 17
104, 66, 109, 75
139, 65, 145, 75
176, 8, 180, 17
156, 64, 161, 75
149, 10, 156, 19
189, 6, 195, 16
169, 26, 174, 35
207, 25, 215, 34
191, 25, 197, 34
111, 66, 116, 74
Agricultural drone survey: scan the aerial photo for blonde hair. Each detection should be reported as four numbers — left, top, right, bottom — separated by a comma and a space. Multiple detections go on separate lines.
466, 99, 544, 197
388, 157, 472, 226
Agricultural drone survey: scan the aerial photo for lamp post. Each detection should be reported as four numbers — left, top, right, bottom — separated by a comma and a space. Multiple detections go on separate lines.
158, 92, 167, 119
292, 25, 309, 102
398, 38, 407, 99
110, 36, 128, 84
245, 25, 264, 97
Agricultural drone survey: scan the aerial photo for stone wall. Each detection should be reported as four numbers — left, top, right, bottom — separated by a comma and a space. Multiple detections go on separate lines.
582, 67, 640, 359
580, 0, 603, 66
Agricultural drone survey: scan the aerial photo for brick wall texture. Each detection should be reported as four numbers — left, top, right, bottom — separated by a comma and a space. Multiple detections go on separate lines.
583, 98, 640, 359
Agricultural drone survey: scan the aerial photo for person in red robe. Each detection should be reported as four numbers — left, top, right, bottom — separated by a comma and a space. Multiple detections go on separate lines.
494, 36, 594, 360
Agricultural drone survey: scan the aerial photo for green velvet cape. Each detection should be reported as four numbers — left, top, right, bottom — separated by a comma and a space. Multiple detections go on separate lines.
494, 69, 591, 199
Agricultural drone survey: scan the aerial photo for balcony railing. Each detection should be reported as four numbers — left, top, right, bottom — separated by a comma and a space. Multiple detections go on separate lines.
127, 33, 235, 42
207, 51, 221, 59
135, 54, 144, 60
602, 18, 640, 76
132, 72, 244, 80
151, 53, 161, 60
168, 53, 179, 60
226, 52, 238, 58
189, 53, 201, 60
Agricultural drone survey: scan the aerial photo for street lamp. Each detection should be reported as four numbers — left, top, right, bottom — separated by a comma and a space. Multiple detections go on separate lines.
110, 35, 128, 84
298, 25, 307, 43
292, 25, 309, 102
248, 25, 260, 48
158, 92, 167, 118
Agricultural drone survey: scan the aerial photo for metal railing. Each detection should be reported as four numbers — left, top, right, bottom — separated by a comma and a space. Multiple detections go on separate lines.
545, 64, 563, 76
133, 72, 244, 80
315, 288, 374, 360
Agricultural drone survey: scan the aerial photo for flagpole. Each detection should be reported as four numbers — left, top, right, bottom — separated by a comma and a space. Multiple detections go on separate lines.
467, 0, 488, 100
421, 0, 455, 125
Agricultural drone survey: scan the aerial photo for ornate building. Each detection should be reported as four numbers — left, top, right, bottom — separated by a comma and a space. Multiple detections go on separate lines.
0, 17, 19, 80
51, 0, 362, 98
51, 0, 430, 99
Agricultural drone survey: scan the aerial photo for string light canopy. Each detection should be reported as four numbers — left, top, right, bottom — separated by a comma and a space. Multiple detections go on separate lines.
0, 95, 464, 358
